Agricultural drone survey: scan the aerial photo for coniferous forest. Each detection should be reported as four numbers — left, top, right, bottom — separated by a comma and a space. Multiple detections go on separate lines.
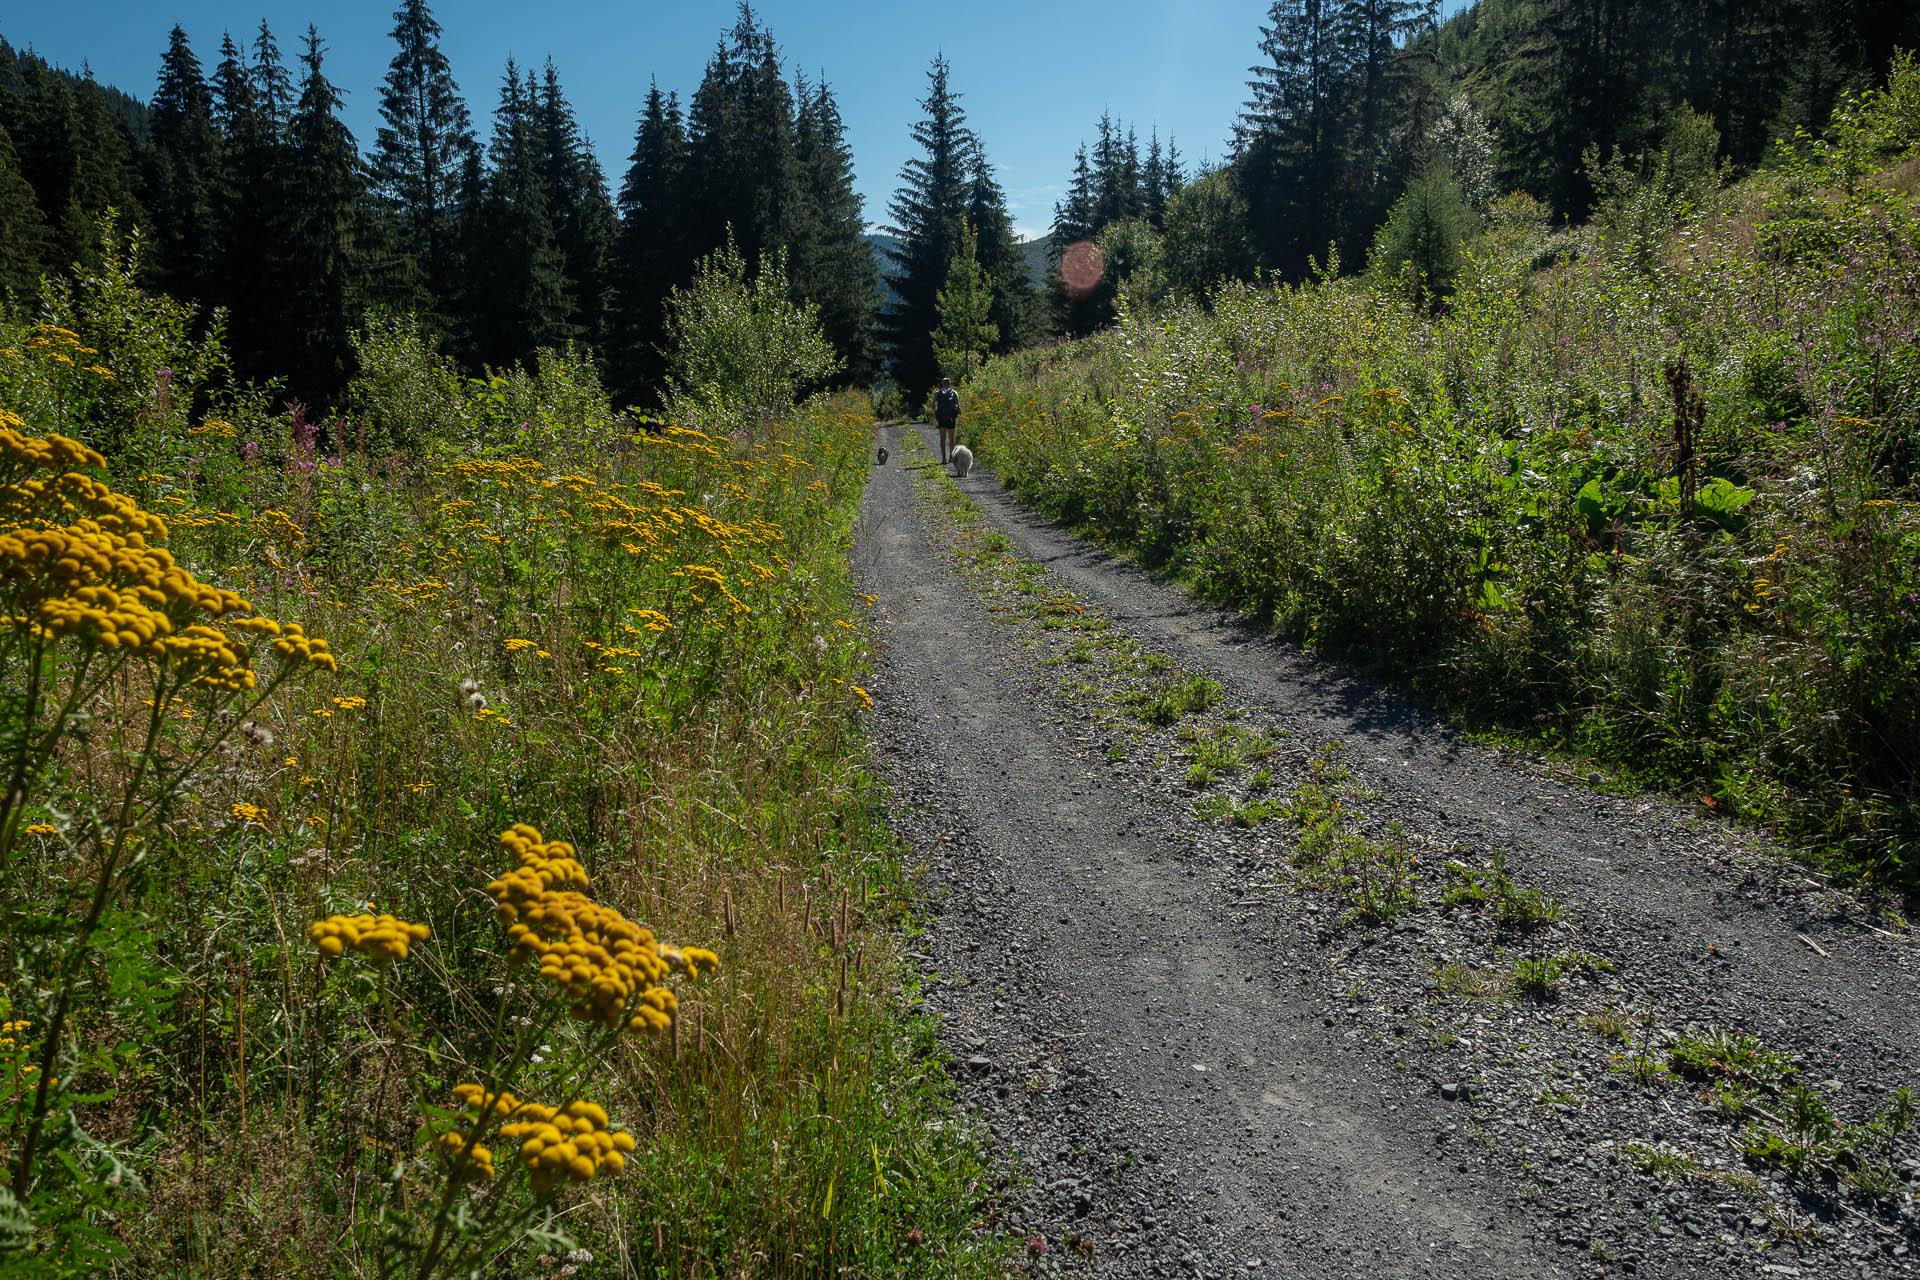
3, 1, 1920, 1275
9, 2, 1910, 410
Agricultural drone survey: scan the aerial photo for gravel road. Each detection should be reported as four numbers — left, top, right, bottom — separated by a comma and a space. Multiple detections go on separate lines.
855, 421, 1918, 1280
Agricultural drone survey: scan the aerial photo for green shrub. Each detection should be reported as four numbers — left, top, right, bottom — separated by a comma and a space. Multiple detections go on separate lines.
664, 237, 841, 434
1369, 164, 1479, 306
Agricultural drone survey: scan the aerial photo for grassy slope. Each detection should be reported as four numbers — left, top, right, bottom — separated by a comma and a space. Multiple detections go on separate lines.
960, 75, 1920, 891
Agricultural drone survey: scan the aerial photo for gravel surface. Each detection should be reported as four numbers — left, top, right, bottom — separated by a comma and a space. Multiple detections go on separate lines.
854, 421, 1919, 1279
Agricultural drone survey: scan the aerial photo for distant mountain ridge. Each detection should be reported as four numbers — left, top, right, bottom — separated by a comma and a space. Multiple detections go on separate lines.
864, 231, 1050, 308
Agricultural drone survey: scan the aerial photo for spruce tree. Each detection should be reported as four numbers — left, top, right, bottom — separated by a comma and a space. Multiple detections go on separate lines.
609, 82, 687, 401
449, 139, 487, 353
964, 152, 1034, 353
1338, 0, 1438, 222
0, 41, 22, 144
1367, 162, 1474, 306
680, 6, 802, 272
13, 55, 143, 273
1142, 131, 1170, 226
1047, 143, 1098, 335
736, 21, 803, 267
1089, 113, 1133, 227
883, 55, 979, 404
1237, 0, 1353, 275
1, 40, 155, 284
251, 20, 295, 129
932, 218, 996, 381
209, 33, 254, 137
536, 60, 617, 349
213, 25, 290, 380
792, 76, 879, 383
4, 51, 77, 270
466, 60, 570, 369
371, 0, 473, 315
144, 26, 222, 302
1051, 145, 1095, 250
70, 65, 143, 237
1487, 0, 1641, 216
1119, 126, 1143, 220
208, 32, 252, 316
276, 27, 363, 403
1053, 115, 1180, 333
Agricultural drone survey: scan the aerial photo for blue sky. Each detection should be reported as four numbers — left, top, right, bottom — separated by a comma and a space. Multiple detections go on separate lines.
3, 2, 1470, 242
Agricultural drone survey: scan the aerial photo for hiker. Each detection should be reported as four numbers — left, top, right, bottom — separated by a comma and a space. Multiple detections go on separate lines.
933, 377, 960, 463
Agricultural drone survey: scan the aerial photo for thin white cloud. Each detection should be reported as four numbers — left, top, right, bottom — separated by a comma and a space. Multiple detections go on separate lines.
1005, 183, 1064, 215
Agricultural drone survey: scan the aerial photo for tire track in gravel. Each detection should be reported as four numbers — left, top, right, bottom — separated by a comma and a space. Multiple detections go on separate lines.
856, 422, 1560, 1278
949, 442, 1919, 1085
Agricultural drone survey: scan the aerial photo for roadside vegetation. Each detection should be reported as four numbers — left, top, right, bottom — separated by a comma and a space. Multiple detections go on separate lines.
0, 238, 995, 1276
961, 62, 1920, 891
911, 415, 1919, 1244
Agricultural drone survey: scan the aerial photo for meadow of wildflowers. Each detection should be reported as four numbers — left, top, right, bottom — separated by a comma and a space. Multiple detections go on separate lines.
0, 243, 992, 1275
962, 63, 1920, 890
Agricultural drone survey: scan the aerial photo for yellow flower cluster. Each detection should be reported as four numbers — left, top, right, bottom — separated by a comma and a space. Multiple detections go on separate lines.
230, 802, 268, 824
273, 622, 338, 674
21, 326, 95, 357
501, 1098, 636, 1194
446, 457, 546, 487
0, 469, 167, 540
0, 422, 105, 472
309, 912, 430, 961
487, 823, 591, 917
515, 891, 679, 1030
434, 1129, 496, 1182
483, 824, 716, 1033
671, 563, 751, 618
1, 426, 334, 686
448, 1085, 636, 1195
594, 486, 785, 576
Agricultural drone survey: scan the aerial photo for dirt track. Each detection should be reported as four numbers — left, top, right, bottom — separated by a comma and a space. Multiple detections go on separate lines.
855, 421, 1919, 1279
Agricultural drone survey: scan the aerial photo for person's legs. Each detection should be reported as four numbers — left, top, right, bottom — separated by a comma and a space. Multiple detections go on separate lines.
939, 425, 954, 461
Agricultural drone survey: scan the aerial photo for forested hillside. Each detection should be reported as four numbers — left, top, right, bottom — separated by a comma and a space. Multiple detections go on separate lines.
1038, 1, 1918, 335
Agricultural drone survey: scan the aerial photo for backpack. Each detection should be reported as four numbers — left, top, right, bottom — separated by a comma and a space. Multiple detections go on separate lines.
934, 387, 959, 423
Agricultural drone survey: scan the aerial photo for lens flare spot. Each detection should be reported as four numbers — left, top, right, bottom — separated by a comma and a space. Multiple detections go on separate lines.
1059, 239, 1106, 299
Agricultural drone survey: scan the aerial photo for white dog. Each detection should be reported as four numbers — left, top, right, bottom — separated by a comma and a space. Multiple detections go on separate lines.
951, 444, 974, 478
